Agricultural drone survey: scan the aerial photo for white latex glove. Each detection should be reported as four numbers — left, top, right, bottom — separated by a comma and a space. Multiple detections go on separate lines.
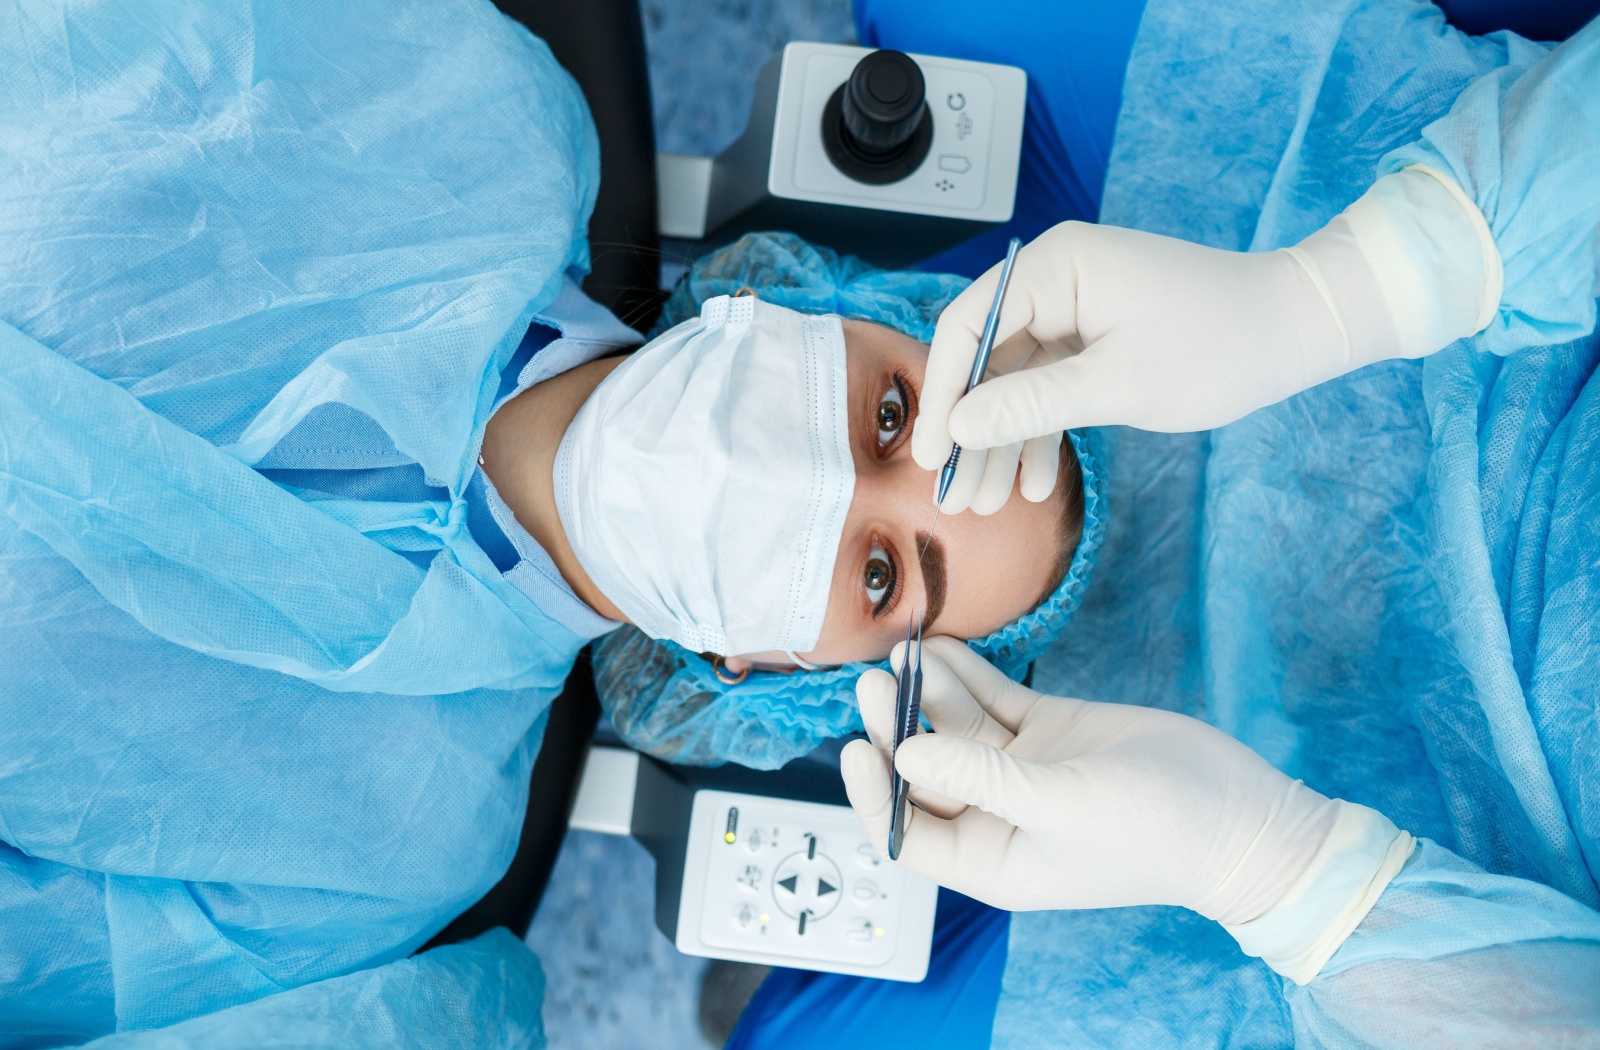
844, 637, 1413, 981
914, 167, 1502, 507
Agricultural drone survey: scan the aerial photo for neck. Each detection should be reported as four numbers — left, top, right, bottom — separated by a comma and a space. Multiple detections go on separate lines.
479, 355, 628, 623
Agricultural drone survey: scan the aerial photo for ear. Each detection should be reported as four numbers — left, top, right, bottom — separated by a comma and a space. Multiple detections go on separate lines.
719, 654, 804, 676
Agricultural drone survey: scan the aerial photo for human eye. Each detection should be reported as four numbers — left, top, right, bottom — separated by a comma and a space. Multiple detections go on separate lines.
864, 539, 898, 615
876, 370, 913, 448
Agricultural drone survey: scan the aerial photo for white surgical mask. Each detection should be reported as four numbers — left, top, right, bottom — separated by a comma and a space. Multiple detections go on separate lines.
554, 295, 854, 656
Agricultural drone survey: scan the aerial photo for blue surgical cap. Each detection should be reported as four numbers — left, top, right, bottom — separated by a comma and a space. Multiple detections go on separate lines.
593, 232, 1106, 768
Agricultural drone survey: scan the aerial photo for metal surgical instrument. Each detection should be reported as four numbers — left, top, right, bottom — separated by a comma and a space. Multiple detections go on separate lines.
887, 610, 925, 862
934, 236, 1024, 506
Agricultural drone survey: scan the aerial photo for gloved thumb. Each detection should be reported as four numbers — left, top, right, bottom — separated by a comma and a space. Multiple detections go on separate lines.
840, 738, 894, 856
894, 733, 1046, 829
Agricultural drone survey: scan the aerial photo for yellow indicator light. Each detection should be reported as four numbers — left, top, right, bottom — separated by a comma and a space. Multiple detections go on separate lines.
724, 832, 736, 843
760, 914, 770, 924
874, 928, 885, 938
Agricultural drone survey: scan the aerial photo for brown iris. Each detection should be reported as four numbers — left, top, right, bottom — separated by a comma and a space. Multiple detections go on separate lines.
878, 399, 904, 433
864, 557, 892, 592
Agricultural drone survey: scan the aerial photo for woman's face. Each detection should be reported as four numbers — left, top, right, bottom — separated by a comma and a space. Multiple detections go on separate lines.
727, 319, 1068, 670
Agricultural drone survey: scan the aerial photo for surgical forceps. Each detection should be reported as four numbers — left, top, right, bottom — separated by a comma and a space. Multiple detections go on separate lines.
887, 610, 924, 862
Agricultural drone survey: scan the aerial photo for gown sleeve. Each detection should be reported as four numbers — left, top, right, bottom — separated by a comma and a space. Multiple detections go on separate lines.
1383, 14, 1600, 356
1284, 840, 1600, 1046
1249, 24, 1600, 1043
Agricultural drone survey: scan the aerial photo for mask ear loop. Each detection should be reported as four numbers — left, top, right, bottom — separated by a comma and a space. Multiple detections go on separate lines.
712, 655, 749, 685
785, 650, 821, 671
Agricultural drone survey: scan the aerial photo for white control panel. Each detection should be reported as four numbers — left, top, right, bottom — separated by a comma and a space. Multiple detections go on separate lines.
768, 42, 1026, 222
674, 790, 938, 982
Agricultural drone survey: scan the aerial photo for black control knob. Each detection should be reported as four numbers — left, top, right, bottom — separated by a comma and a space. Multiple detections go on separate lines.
822, 50, 934, 185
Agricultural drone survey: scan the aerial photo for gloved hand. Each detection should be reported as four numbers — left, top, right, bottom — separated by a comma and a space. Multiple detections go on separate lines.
915, 167, 1500, 510
842, 635, 1341, 922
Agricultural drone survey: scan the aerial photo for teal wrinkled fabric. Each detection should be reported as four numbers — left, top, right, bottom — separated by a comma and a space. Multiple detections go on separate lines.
76, 930, 546, 1049
997, 1, 1600, 1046
593, 233, 1107, 769
0, 0, 595, 1042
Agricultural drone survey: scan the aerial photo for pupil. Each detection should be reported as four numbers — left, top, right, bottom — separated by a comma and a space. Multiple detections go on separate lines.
878, 402, 902, 430
865, 558, 890, 589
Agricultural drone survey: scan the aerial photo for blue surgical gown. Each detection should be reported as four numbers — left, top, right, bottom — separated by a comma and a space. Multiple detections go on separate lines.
740, 0, 1600, 1047
0, 0, 620, 1042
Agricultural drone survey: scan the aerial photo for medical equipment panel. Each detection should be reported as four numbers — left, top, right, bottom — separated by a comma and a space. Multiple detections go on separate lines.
570, 746, 938, 982
658, 43, 1026, 267
677, 791, 937, 981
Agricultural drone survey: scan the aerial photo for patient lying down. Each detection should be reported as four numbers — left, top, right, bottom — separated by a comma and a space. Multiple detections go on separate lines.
479, 295, 1084, 674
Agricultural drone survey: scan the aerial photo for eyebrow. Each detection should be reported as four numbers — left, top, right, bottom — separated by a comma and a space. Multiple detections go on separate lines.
915, 532, 946, 630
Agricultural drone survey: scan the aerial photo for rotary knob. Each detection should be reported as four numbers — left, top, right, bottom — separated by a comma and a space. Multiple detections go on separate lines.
822, 50, 934, 185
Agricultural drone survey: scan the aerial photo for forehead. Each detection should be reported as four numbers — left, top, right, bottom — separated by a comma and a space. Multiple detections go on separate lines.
841, 319, 927, 389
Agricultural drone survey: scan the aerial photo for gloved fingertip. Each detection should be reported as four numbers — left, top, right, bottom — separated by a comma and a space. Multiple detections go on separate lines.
855, 667, 896, 703
911, 430, 954, 472
841, 737, 887, 783
947, 397, 1013, 450
892, 732, 960, 781
1018, 468, 1058, 503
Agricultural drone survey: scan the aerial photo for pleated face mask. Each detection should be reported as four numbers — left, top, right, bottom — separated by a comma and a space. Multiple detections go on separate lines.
554, 295, 855, 656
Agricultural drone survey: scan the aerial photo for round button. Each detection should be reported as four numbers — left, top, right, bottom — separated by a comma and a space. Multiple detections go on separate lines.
847, 917, 874, 943
736, 865, 762, 892
771, 850, 846, 921
733, 902, 759, 930
852, 879, 878, 902
744, 828, 765, 854
856, 844, 881, 869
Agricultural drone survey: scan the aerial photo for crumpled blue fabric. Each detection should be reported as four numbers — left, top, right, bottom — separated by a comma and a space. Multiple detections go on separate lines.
997, 1, 1600, 1046
593, 233, 1107, 769
0, 0, 597, 1042
74, 930, 546, 1049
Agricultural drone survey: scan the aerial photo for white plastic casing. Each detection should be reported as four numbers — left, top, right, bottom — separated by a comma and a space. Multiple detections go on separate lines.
769, 42, 1026, 223
675, 789, 938, 981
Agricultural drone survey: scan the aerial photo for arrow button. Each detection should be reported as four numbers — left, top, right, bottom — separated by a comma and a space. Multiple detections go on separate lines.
817, 878, 837, 897
778, 874, 799, 895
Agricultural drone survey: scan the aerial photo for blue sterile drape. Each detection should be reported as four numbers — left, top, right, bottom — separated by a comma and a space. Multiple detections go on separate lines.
0, 0, 597, 1042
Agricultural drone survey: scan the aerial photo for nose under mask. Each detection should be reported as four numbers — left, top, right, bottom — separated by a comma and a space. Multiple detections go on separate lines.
554, 295, 855, 657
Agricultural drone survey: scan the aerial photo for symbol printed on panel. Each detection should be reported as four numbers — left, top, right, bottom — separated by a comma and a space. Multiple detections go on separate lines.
737, 865, 762, 891
936, 179, 955, 192
772, 850, 845, 921
955, 112, 973, 140
946, 92, 966, 111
